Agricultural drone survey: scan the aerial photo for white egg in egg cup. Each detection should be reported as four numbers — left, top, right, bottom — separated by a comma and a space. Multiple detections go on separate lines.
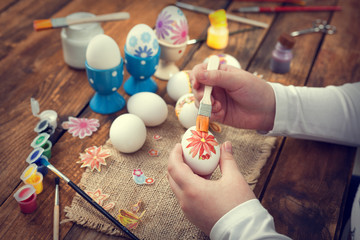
85, 60, 126, 114
123, 46, 161, 96
154, 36, 189, 81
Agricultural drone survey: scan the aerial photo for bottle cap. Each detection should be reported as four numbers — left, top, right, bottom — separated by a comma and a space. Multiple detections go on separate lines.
209, 9, 228, 28
278, 33, 296, 49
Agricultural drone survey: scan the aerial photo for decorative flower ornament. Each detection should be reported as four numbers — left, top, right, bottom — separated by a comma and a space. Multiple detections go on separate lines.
62, 117, 100, 139
118, 201, 145, 230
78, 146, 111, 172
132, 169, 154, 185
185, 130, 219, 159
85, 188, 115, 211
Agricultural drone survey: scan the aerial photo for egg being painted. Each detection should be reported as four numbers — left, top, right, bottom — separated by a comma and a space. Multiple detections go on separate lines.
175, 93, 197, 129
125, 24, 159, 57
86, 34, 121, 69
155, 6, 188, 45
181, 126, 220, 175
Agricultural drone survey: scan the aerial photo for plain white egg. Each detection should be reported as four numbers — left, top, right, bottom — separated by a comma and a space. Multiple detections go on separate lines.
109, 114, 146, 153
175, 93, 198, 129
203, 54, 241, 69
127, 92, 168, 127
167, 70, 192, 101
125, 24, 159, 57
181, 126, 220, 175
86, 34, 121, 69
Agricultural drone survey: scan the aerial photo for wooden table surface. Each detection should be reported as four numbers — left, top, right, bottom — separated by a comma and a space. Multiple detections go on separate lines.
0, 0, 359, 239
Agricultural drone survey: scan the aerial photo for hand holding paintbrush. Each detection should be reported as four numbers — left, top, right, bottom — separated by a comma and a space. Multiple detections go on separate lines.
196, 55, 220, 132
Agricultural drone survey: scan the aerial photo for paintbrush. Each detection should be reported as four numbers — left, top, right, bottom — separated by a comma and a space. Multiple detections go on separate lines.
196, 55, 220, 132
39, 158, 140, 240
33, 12, 130, 31
54, 177, 60, 240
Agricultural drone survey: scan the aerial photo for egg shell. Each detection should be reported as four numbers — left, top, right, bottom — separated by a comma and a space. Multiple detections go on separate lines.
181, 126, 220, 175
175, 93, 198, 129
167, 70, 192, 101
125, 24, 159, 57
127, 92, 168, 127
110, 114, 146, 153
204, 54, 241, 69
155, 6, 188, 45
86, 34, 121, 69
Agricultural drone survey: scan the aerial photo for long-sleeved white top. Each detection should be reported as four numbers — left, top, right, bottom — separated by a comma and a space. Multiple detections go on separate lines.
210, 82, 360, 240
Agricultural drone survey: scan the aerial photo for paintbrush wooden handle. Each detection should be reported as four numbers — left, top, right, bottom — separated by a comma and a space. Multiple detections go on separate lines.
201, 55, 220, 104
53, 205, 59, 240
66, 12, 130, 25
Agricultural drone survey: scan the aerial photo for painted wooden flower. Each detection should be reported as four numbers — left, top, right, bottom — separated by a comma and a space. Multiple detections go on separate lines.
78, 146, 111, 172
118, 201, 146, 230
186, 130, 219, 159
62, 116, 100, 139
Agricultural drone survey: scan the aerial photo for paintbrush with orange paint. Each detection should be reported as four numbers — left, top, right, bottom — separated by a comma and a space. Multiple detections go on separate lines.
196, 55, 220, 132
33, 12, 130, 31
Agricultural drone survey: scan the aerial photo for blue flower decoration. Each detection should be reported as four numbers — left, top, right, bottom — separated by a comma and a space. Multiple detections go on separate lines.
152, 40, 159, 51
135, 46, 154, 58
129, 36, 138, 47
141, 32, 151, 43
177, 9, 184, 16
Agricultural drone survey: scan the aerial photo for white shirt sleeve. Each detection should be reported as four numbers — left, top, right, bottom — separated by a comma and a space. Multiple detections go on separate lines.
210, 199, 291, 240
266, 82, 360, 146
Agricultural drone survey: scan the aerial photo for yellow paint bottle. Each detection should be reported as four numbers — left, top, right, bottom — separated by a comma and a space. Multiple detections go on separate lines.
206, 9, 229, 50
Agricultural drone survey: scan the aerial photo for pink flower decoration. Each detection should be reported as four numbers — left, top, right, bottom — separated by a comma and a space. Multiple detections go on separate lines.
145, 178, 154, 184
186, 130, 219, 159
153, 134, 162, 140
148, 149, 159, 157
62, 117, 100, 139
78, 146, 111, 172
170, 20, 188, 44
85, 188, 115, 211
133, 169, 143, 177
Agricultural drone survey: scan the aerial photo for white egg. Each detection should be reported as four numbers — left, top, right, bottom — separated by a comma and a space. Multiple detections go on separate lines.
175, 93, 198, 129
155, 6, 188, 45
110, 114, 146, 153
86, 34, 121, 69
125, 24, 159, 57
167, 70, 192, 101
127, 92, 168, 127
181, 126, 220, 175
203, 54, 241, 69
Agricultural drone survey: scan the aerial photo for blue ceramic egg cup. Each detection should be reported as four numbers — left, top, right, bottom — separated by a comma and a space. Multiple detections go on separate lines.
85, 60, 126, 114
123, 47, 160, 96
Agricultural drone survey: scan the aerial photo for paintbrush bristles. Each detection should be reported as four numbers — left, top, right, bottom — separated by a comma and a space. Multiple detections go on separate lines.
33, 19, 52, 31
196, 115, 210, 132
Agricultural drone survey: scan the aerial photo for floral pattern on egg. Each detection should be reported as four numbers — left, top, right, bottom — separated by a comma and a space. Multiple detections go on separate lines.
155, 6, 188, 45
181, 126, 220, 175
125, 24, 159, 57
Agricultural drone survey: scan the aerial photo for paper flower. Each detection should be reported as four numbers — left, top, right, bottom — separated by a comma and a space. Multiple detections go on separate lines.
85, 188, 115, 211
170, 19, 188, 44
78, 146, 111, 172
62, 117, 100, 139
132, 169, 154, 185
118, 201, 145, 230
186, 130, 219, 159
153, 134, 162, 140
148, 149, 159, 157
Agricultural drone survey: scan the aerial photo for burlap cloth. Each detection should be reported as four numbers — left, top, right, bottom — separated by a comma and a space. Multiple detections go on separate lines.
63, 105, 276, 239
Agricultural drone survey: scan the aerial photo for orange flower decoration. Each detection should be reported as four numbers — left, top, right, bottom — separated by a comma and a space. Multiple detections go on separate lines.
186, 130, 218, 159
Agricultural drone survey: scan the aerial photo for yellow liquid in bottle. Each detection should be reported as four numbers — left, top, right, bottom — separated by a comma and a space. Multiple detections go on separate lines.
207, 26, 229, 50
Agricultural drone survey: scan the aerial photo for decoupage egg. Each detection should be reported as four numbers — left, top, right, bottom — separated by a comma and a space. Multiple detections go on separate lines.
167, 70, 192, 101
175, 93, 197, 129
204, 54, 241, 69
125, 24, 159, 57
110, 114, 146, 153
155, 6, 188, 45
127, 92, 168, 127
181, 126, 220, 175
86, 34, 121, 69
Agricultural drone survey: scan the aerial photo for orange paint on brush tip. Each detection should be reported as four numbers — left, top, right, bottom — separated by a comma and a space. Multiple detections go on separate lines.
33, 19, 52, 31
196, 115, 210, 132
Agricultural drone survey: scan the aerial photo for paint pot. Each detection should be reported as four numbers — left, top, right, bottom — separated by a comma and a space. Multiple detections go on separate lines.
20, 164, 38, 183
61, 12, 104, 69
31, 133, 52, 159
26, 148, 48, 176
13, 185, 37, 214
270, 33, 295, 74
31, 98, 58, 135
